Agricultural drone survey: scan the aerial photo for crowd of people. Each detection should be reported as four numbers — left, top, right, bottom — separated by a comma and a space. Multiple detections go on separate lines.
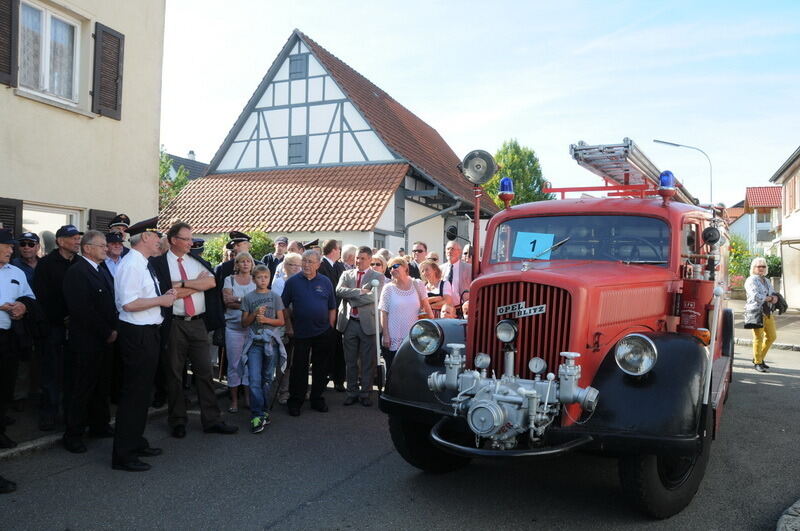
0, 216, 474, 492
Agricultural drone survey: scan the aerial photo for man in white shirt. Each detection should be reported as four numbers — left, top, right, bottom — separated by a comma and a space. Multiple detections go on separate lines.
441, 241, 472, 310
0, 228, 34, 492
151, 222, 236, 439
112, 225, 176, 472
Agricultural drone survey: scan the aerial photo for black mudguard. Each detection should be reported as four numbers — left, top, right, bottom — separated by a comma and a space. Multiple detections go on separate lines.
554, 333, 709, 454
378, 319, 467, 424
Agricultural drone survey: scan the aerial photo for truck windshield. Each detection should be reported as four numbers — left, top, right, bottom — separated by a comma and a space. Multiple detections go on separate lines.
490, 215, 670, 266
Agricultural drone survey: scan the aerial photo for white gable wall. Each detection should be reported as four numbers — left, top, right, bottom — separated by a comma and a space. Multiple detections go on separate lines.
217, 38, 396, 172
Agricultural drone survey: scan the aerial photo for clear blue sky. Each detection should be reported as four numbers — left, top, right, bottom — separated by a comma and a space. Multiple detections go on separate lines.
160, 0, 800, 208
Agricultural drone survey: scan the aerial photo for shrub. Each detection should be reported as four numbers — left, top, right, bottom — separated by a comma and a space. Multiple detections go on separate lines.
198, 232, 274, 268
766, 254, 782, 278
728, 234, 752, 280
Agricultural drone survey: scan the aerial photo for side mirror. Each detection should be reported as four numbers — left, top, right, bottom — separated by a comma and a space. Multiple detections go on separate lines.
702, 226, 721, 246
445, 225, 458, 241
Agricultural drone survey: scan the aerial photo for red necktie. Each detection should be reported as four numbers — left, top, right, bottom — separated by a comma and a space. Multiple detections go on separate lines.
177, 257, 196, 316
352, 271, 364, 317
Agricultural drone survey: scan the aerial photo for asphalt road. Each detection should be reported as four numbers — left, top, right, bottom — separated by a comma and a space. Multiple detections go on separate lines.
2, 345, 798, 530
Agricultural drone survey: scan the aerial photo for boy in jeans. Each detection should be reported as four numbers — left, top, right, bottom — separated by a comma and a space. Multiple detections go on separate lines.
241, 266, 286, 433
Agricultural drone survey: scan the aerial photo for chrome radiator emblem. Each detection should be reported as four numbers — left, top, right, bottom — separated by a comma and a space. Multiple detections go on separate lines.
496, 302, 546, 318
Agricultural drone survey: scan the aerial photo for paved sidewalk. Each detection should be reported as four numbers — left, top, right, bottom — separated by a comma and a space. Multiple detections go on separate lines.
727, 298, 800, 351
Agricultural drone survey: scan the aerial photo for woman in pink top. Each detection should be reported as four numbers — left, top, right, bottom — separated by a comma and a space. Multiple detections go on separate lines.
378, 257, 433, 371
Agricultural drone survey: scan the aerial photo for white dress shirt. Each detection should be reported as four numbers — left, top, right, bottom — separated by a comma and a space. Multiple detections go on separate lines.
0, 263, 35, 330
83, 255, 99, 271
104, 255, 122, 277
166, 251, 206, 316
115, 248, 163, 325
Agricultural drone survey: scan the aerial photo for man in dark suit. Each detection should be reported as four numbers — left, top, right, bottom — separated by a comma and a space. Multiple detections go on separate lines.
151, 222, 236, 439
62, 230, 118, 453
318, 239, 347, 392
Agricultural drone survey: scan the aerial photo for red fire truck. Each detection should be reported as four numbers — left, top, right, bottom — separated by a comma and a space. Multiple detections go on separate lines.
379, 138, 733, 519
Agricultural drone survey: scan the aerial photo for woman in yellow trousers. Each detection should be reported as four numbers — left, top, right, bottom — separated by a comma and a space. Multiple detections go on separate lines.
744, 257, 778, 372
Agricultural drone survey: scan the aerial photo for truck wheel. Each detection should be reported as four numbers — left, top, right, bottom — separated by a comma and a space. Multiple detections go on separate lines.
618, 407, 713, 519
721, 309, 734, 385
388, 415, 470, 474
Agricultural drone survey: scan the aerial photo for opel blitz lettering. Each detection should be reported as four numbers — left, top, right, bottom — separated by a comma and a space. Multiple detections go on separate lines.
379, 139, 734, 519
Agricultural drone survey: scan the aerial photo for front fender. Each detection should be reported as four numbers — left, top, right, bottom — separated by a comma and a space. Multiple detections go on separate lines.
577, 332, 709, 440
378, 319, 467, 423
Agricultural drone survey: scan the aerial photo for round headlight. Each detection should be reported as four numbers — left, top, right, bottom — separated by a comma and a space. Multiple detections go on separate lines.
614, 334, 658, 376
409, 320, 443, 355
495, 320, 518, 343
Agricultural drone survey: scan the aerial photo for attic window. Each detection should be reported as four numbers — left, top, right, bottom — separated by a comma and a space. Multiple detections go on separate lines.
289, 55, 307, 79
288, 136, 307, 164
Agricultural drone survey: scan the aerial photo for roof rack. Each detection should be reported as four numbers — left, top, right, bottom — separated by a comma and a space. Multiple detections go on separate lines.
545, 138, 698, 205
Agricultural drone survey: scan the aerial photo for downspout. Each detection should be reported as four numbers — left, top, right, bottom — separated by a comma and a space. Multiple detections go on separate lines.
404, 200, 463, 252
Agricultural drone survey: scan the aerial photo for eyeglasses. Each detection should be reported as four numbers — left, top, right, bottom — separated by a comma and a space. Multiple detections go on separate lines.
756, 265, 767, 268
390, 263, 403, 270
370, 262, 382, 267
88, 243, 108, 249
18, 241, 36, 248
412, 249, 425, 254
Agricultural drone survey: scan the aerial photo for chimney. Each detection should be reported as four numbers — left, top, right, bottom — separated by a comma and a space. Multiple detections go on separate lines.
187, 150, 196, 161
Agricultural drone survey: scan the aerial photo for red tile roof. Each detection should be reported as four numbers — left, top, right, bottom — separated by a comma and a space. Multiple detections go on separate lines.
745, 186, 781, 209
159, 164, 409, 234
724, 207, 745, 223
297, 30, 499, 215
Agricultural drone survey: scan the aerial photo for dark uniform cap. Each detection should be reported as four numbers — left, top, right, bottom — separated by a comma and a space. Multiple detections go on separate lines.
109, 214, 131, 228
126, 217, 163, 238
191, 238, 205, 249
106, 232, 124, 244
302, 239, 319, 250
275, 236, 289, 245
55, 225, 84, 238
0, 228, 17, 245
18, 232, 40, 243
226, 231, 251, 250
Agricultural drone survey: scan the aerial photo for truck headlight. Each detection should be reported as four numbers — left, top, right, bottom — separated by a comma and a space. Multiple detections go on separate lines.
614, 334, 658, 376
410, 320, 443, 356
495, 320, 518, 343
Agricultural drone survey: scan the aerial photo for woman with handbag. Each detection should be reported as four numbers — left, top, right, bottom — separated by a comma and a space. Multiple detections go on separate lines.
378, 257, 434, 372
744, 256, 778, 372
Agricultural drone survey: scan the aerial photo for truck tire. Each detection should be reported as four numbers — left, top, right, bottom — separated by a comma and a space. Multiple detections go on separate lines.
721, 309, 734, 385
618, 406, 713, 519
388, 415, 470, 474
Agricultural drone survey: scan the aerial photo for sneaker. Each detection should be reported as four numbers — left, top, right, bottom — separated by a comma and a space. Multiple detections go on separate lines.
755, 363, 768, 373
250, 417, 265, 434
261, 413, 271, 426
762, 362, 770, 369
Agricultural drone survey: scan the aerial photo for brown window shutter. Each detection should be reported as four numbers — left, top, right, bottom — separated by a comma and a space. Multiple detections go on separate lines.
91, 23, 124, 120
0, 197, 22, 237
0, 0, 19, 87
88, 209, 116, 232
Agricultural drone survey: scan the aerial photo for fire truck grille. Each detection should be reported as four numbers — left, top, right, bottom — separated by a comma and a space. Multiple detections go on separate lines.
469, 282, 572, 379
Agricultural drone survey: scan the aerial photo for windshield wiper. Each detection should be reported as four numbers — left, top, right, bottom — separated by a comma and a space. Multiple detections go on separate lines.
619, 260, 667, 265
532, 237, 570, 260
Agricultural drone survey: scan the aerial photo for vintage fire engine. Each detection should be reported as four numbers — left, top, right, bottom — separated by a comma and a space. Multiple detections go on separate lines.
379, 138, 733, 519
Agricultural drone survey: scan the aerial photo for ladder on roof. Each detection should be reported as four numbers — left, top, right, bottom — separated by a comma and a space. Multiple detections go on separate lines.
547, 138, 698, 205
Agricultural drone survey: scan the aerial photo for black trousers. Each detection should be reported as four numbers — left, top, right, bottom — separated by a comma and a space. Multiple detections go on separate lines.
289, 328, 333, 409
64, 344, 111, 439
0, 329, 19, 435
112, 322, 159, 464
328, 330, 345, 386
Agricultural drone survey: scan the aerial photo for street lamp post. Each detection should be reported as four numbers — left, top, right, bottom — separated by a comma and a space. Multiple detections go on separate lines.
653, 139, 713, 205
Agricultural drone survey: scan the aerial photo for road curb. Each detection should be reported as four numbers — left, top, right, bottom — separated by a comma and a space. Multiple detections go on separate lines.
734, 337, 800, 351
0, 385, 228, 462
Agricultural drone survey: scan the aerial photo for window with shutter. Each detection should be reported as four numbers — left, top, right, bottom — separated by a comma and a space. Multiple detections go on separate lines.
288, 136, 307, 164
0, 197, 22, 236
91, 22, 124, 120
88, 208, 116, 232
0, 0, 19, 87
394, 187, 405, 233
289, 55, 307, 79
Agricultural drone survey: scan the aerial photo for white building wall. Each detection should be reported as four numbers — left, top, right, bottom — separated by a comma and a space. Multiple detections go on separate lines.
405, 200, 446, 255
